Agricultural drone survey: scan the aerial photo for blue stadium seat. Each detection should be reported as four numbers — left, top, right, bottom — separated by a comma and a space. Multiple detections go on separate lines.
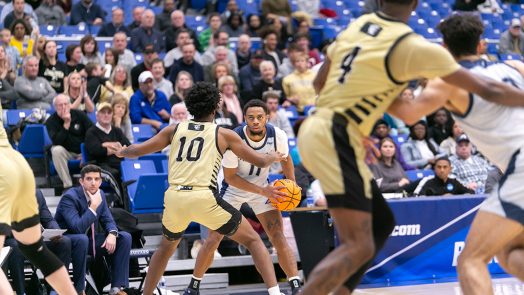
391, 134, 408, 145
135, 54, 143, 63
40, 25, 59, 36
185, 15, 206, 29
161, 159, 168, 174
90, 25, 101, 35
288, 138, 297, 149
309, 27, 323, 49
217, 0, 229, 13
121, 160, 167, 213
131, 124, 155, 142
268, 174, 284, 183
6, 109, 32, 126
322, 26, 340, 40
59, 25, 90, 36
236, 0, 259, 15
80, 142, 88, 164
190, 0, 207, 10
98, 40, 113, 54
87, 112, 96, 123
139, 153, 168, 173
17, 124, 52, 159
313, 18, 337, 27
283, 106, 299, 119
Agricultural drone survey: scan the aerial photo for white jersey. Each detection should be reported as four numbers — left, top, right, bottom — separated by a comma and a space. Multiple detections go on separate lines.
451, 59, 524, 170
222, 124, 289, 200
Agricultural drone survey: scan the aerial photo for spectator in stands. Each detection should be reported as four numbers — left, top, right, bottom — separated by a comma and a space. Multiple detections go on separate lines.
296, 0, 320, 17
111, 32, 136, 72
401, 120, 443, 169
261, 0, 292, 33
0, 47, 18, 108
251, 60, 285, 103
264, 15, 289, 50
0, 29, 21, 70
261, 29, 286, 73
198, 12, 221, 52
130, 71, 171, 130
4, 189, 89, 295
14, 56, 56, 109
453, 0, 485, 11
485, 166, 503, 194
105, 65, 133, 101
0, 45, 14, 81
450, 134, 491, 193
164, 29, 202, 68
65, 44, 85, 74
221, 12, 244, 38
220, 0, 241, 22
169, 43, 204, 84
218, 75, 243, 123
35, 0, 65, 26
294, 32, 321, 67
282, 53, 316, 112
65, 71, 94, 113
86, 62, 114, 104
165, 10, 201, 52
369, 138, 410, 193
499, 18, 524, 54
85, 102, 131, 180
9, 19, 35, 58
79, 35, 104, 66
245, 14, 262, 37
204, 46, 238, 80
151, 58, 174, 98
201, 31, 238, 72
33, 34, 46, 59
417, 157, 474, 196
38, 40, 67, 93
69, 0, 104, 26
131, 9, 165, 53
46, 94, 93, 188
0, 0, 38, 26
428, 108, 452, 145
440, 121, 464, 156
55, 164, 132, 295
103, 47, 119, 78
263, 90, 294, 138
206, 62, 233, 86
278, 43, 303, 78
155, 0, 175, 32
131, 44, 158, 90
97, 8, 129, 38
215, 99, 239, 129
4, 0, 36, 30
294, 18, 311, 36
127, 6, 144, 31
239, 49, 263, 93
111, 93, 133, 142
236, 34, 252, 70
371, 119, 413, 170
169, 102, 189, 124
169, 70, 193, 105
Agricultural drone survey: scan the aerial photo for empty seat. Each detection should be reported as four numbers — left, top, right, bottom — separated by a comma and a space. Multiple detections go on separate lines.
6, 109, 32, 126
17, 124, 52, 159
139, 153, 168, 173
131, 124, 155, 142
121, 160, 167, 213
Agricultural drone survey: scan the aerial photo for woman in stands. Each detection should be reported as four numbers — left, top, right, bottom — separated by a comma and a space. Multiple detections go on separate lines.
370, 138, 411, 193
0, 45, 18, 108
221, 12, 244, 38
79, 35, 103, 66
9, 19, 35, 58
32, 35, 46, 59
103, 48, 119, 78
65, 44, 85, 74
169, 71, 193, 105
111, 93, 134, 143
65, 71, 94, 113
101, 65, 133, 102
401, 120, 444, 169
207, 61, 233, 85
440, 121, 464, 156
218, 75, 243, 124
39, 40, 68, 93
245, 14, 262, 37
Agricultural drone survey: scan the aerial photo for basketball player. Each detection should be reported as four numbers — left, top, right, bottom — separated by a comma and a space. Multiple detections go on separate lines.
0, 103, 77, 294
184, 99, 301, 295
112, 82, 288, 295
298, 0, 524, 294
388, 14, 524, 295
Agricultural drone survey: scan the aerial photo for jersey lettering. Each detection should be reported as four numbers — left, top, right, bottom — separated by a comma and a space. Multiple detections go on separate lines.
338, 46, 361, 84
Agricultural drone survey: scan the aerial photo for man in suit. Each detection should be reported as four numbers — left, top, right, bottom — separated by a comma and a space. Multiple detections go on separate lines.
55, 164, 132, 295
3, 189, 89, 295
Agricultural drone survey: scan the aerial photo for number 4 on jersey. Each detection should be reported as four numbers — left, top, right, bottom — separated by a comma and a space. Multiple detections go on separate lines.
338, 46, 361, 84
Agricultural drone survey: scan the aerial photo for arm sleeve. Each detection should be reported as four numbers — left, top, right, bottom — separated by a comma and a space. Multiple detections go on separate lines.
275, 127, 289, 156
222, 150, 239, 168
129, 95, 143, 124
389, 35, 461, 82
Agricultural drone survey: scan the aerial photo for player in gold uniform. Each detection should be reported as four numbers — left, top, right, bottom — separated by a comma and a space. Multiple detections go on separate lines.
113, 82, 287, 295
0, 103, 77, 294
298, 1, 524, 294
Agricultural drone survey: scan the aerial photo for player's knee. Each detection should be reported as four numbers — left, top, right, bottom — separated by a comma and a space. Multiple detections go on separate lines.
341, 238, 375, 262
205, 232, 223, 248
267, 230, 286, 246
18, 237, 64, 277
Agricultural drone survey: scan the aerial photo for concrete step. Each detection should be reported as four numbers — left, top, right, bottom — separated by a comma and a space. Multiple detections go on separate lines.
165, 254, 281, 272
164, 273, 228, 291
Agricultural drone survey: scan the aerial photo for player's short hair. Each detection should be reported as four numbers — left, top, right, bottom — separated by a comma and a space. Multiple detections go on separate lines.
438, 13, 484, 57
185, 82, 221, 119
243, 99, 269, 115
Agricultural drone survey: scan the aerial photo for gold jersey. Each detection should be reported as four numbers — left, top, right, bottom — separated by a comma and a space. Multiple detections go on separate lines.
0, 104, 8, 147
318, 12, 460, 136
168, 120, 222, 193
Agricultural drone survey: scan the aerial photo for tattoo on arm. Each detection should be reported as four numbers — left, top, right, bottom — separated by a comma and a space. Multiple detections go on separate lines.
122, 145, 139, 158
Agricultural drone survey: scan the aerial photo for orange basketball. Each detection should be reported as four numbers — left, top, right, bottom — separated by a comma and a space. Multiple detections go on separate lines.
271, 179, 302, 211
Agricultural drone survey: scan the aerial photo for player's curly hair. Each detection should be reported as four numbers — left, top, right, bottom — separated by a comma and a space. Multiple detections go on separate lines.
185, 82, 221, 120
438, 13, 484, 57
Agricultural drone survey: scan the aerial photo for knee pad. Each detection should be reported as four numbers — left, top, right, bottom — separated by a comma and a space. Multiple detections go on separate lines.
18, 237, 64, 277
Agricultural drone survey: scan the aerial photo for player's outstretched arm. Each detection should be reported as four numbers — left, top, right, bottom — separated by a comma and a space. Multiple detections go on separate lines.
442, 67, 524, 107
113, 124, 177, 158
220, 128, 285, 168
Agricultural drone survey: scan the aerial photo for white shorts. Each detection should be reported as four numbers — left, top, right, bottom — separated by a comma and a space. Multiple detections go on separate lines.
222, 191, 276, 215
480, 149, 524, 225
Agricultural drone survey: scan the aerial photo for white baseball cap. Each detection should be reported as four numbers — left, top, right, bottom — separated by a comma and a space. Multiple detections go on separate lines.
138, 71, 154, 83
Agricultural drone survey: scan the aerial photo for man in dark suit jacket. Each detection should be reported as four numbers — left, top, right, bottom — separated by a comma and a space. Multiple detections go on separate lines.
55, 164, 131, 295
3, 189, 89, 294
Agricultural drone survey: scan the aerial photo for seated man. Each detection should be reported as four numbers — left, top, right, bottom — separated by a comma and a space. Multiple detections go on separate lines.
14, 56, 56, 110
3, 189, 89, 295
55, 165, 132, 295
85, 102, 131, 181
416, 157, 474, 196
129, 71, 171, 131
450, 134, 491, 193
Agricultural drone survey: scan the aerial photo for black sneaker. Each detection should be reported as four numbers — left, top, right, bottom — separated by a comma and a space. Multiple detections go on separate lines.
183, 288, 200, 295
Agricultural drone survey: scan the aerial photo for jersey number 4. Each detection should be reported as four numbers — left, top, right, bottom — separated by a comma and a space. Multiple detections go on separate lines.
338, 46, 361, 84
176, 136, 204, 162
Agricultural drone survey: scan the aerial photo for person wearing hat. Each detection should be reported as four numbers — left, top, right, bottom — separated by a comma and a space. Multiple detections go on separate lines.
416, 156, 474, 196
449, 134, 491, 194
84, 102, 131, 181
499, 18, 524, 54
130, 44, 159, 91
129, 71, 171, 131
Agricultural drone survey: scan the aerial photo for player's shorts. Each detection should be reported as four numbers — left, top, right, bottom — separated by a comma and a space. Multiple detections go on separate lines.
298, 108, 374, 212
162, 186, 242, 240
222, 191, 275, 215
480, 149, 524, 225
0, 146, 39, 235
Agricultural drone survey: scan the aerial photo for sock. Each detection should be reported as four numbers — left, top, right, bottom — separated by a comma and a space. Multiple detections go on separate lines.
188, 275, 202, 290
268, 285, 281, 295
288, 276, 302, 290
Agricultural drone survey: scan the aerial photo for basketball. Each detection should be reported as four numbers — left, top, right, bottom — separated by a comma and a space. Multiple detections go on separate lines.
271, 179, 302, 211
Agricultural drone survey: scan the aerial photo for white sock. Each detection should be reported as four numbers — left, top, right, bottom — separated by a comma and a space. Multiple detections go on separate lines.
268, 285, 281, 295
288, 276, 301, 282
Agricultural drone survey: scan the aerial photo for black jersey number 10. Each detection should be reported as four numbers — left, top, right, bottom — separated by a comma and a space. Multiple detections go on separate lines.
176, 136, 204, 162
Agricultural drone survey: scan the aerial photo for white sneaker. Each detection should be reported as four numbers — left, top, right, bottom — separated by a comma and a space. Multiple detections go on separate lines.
191, 240, 202, 259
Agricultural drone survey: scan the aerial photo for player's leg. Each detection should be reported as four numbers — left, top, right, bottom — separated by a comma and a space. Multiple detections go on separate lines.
193, 230, 225, 278
496, 232, 524, 281
143, 234, 182, 295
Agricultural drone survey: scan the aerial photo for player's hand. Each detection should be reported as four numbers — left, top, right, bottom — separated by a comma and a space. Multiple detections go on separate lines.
268, 151, 287, 163
102, 234, 117, 254
261, 185, 288, 203
112, 145, 127, 158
